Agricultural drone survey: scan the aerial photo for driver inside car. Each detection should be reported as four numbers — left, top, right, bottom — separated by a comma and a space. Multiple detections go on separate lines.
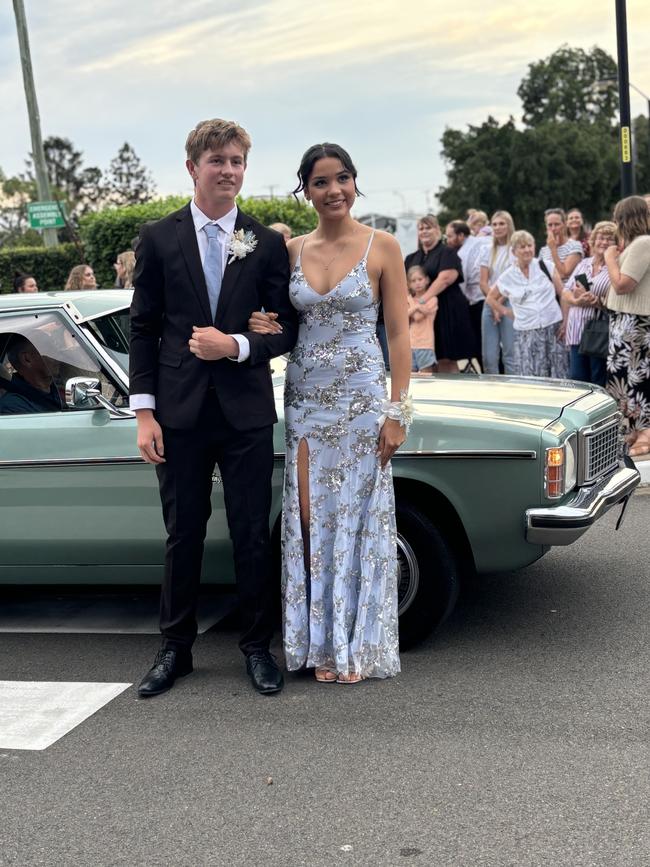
0, 335, 64, 414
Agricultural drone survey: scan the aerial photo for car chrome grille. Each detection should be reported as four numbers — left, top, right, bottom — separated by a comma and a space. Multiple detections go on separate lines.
580, 417, 620, 484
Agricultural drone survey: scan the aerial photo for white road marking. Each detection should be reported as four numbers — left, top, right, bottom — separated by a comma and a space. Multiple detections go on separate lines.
0, 681, 131, 751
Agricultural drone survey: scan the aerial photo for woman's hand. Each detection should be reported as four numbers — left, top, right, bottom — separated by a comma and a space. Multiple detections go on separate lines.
546, 230, 557, 249
604, 246, 620, 266
572, 280, 587, 301
247, 310, 282, 334
377, 418, 406, 469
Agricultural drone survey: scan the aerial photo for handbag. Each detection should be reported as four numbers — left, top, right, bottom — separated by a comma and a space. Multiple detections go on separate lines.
578, 309, 609, 359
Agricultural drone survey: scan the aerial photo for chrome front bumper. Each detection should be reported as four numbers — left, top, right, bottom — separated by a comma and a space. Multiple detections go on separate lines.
525, 458, 640, 546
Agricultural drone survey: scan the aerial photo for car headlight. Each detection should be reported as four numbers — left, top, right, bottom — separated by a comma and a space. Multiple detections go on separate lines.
545, 435, 576, 499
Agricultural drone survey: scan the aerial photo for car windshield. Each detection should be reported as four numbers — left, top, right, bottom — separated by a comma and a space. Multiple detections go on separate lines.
85, 309, 130, 375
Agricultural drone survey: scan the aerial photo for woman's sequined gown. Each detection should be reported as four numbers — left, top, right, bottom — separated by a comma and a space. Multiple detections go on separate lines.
282, 233, 400, 679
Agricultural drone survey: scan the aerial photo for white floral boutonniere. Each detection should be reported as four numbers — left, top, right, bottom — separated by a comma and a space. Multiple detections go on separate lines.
227, 229, 257, 264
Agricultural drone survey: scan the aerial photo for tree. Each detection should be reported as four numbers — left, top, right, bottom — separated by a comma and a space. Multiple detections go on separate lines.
517, 45, 618, 127
24, 136, 105, 219
508, 122, 620, 230
633, 114, 650, 194
438, 117, 620, 231
438, 117, 519, 222
437, 45, 626, 230
104, 143, 156, 207
0, 170, 38, 249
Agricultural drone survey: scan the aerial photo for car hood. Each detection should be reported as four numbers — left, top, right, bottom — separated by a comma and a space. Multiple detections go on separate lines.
409, 374, 593, 429
272, 371, 594, 431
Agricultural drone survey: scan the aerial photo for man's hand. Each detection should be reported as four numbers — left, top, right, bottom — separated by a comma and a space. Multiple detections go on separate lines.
189, 326, 238, 360
136, 409, 165, 464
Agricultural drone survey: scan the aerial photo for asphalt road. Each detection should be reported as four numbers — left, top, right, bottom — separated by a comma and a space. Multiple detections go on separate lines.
1, 493, 649, 867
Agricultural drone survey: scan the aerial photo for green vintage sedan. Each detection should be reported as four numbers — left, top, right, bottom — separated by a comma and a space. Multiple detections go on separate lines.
0, 290, 640, 646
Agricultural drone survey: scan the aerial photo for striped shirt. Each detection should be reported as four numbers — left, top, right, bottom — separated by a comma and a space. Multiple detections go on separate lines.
565, 258, 610, 346
539, 239, 584, 287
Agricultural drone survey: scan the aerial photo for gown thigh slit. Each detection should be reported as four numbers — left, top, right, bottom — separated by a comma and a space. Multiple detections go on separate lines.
281, 232, 401, 679
296, 436, 311, 575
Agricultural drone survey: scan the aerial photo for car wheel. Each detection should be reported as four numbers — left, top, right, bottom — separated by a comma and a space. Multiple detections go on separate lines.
396, 499, 461, 649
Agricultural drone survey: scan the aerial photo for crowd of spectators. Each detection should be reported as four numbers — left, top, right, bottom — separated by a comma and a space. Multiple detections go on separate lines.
401, 195, 650, 458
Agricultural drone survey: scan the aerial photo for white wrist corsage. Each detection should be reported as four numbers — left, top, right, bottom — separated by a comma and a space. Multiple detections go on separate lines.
227, 229, 257, 264
378, 389, 414, 434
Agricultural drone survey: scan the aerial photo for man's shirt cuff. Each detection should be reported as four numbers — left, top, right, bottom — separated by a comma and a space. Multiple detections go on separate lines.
130, 394, 156, 411
230, 334, 250, 362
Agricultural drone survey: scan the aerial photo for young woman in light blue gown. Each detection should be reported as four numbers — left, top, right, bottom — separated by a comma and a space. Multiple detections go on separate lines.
249, 144, 411, 683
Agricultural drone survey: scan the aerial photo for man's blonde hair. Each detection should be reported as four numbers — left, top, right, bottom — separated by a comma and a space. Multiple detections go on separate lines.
185, 119, 252, 164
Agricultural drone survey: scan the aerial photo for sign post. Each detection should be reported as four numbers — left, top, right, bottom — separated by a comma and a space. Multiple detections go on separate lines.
12, 0, 59, 247
27, 201, 66, 230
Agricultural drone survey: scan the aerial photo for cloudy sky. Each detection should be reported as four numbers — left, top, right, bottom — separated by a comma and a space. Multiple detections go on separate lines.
2, 0, 649, 217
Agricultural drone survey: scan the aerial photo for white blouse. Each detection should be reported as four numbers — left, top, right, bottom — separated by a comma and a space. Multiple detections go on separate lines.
496, 259, 562, 331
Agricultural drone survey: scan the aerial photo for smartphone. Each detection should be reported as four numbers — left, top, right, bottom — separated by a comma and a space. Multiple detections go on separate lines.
574, 273, 591, 291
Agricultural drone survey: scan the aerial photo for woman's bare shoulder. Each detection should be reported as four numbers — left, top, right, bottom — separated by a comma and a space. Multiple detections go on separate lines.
287, 234, 310, 265
370, 228, 402, 253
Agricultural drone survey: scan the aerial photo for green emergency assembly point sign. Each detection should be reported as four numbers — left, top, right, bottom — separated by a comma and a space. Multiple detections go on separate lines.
28, 201, 66, 229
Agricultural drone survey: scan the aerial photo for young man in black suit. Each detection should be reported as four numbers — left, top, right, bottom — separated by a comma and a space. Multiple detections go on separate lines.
130, 119, 298, 697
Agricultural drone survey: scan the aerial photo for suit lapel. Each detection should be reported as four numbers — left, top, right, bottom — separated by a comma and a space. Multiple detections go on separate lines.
176, 205, 212, 324
215, 209, 252, 324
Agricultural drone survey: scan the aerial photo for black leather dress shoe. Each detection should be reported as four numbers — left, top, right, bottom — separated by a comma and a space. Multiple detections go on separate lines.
137, 648, 193, 698
246, 651, 284, 695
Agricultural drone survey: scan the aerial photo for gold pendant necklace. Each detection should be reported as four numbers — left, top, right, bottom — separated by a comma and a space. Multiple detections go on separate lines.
321, 229, 356, 271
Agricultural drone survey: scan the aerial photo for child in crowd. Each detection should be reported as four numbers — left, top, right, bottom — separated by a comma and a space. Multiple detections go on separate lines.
406, 265, 438, 374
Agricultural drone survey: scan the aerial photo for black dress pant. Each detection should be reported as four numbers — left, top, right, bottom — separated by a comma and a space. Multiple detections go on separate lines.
156, 390, 275, 655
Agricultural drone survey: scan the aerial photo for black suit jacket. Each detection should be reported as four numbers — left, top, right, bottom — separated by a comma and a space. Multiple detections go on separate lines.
129, 204, 298, 430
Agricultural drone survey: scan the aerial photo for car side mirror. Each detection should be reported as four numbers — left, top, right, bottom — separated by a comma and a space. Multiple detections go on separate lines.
65, 376, 133, 418
66, 376, 101, 408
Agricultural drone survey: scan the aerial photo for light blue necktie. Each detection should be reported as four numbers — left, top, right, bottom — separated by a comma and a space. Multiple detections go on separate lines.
203, 223, 223, 320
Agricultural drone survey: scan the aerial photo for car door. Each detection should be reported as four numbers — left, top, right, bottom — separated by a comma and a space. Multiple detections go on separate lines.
0, 306, 234, 585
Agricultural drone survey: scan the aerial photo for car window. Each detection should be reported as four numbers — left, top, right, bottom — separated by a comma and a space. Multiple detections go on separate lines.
0, 311, 127, 415
85, 309, 130, 376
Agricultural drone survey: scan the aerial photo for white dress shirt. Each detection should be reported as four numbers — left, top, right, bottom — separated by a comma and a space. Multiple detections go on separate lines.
458, 235, 486, 304
130, 200, 250, 412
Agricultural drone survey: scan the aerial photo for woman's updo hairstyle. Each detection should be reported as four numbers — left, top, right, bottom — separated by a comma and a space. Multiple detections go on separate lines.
292, 143, 362, 200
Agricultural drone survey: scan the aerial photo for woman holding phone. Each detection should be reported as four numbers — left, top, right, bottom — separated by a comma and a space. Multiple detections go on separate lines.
563, 221, 616, 385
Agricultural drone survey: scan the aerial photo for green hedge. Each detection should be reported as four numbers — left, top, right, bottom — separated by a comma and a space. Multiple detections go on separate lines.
0, 243, 84, 293
79, 195, 318, 287
78, 196, 188, 288
236, 196, 318, 236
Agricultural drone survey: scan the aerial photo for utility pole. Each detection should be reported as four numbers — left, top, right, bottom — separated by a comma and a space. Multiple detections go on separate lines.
13, 0, 58, 247
615, 0, 635, 196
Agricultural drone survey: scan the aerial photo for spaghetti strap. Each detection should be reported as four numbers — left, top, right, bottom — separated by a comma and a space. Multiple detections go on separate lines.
363, 230, 376, 262
296, 234, 309, 265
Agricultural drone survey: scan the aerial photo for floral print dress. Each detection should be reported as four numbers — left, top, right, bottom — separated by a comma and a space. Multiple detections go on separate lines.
282, 233, 400, 679
606, 313, 650, 432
